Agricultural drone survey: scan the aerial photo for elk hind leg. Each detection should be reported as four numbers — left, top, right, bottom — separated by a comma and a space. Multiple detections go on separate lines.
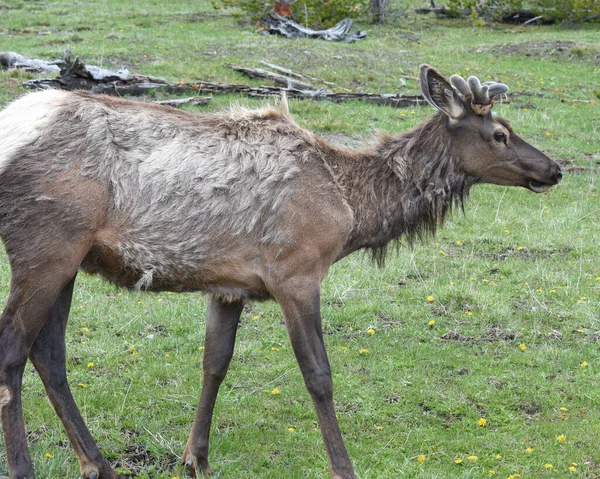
183, 296, 244, 477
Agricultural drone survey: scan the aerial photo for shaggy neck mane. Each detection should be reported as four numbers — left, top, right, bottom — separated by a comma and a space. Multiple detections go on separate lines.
325, 113, 473, 265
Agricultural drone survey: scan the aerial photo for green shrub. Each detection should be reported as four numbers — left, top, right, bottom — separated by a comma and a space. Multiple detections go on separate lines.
213, 0, 368, 29
447, 0, 523, 22
446, 0, 600, 23
531, 0, 600, 23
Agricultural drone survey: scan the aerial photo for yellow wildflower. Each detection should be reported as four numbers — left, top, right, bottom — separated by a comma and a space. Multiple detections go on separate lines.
44, 453, 54, 459
478, 418, 487, 426
288, 427, 296, 432
454, 458, 463, 464
557, 434, 566, 442
581, 361, 589, 368
271, 388, 280, 395
367, 328, 375, 335
417, 455, 426, 463
525, 447, 534, 453
428, 320, 435, 327
519, 344, 527, 351
569, 466, 577, 472
467, 455, 478, 462
426, 295, 434, 302
359, 348, 369, 354
87, 362, 94, 368
544, 463, 553, 469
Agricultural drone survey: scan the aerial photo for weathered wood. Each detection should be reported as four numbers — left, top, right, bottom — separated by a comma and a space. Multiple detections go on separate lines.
261, 12, 366, 42
259, 61, 352, 92
227, 64, 321, 91
0, 51, 62, 74
21, 50, 424, 108
154, 97, 212, 107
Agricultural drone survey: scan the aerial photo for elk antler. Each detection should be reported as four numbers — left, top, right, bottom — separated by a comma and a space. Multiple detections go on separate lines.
449, 74, 508, 116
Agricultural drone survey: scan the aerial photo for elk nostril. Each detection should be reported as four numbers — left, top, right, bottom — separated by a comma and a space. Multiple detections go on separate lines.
556, 170, 562, 183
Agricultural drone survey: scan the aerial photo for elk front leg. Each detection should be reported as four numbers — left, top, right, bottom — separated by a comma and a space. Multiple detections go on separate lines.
0, 260, 82, 479
28, 277, 117, 479
276, 283, 356, 479
183, 296, 244, 477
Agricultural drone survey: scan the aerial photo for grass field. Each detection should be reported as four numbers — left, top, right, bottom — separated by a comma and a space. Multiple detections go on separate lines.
0, 0, 599, 477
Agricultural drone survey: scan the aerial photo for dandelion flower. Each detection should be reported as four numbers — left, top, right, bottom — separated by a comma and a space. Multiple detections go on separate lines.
569, 466, 577, 472
271, 388, 280, 395
78, 383, 86, 388
557, 434, 566, 442
519, 344, 527, 351
478, 418, 487, 426
417, 455, 426, 463
467, 455, 478, 462
81, 327, 90, 332
426, 296, 434, 302
454, 458, 463, 464
456, 240, 463, 246
428, 320, 435, 327
367, 328, 375, 335
288, 427, 296, 432
495, 454, 502, 459
87, 362, 94, 368
525, 447, 534, 453
544, 463, 553, 469
341, 346, 348, 351
272, 347, 280, 351
581, 361, 589, 368
359, 348, 369, 354
44, 453, 54, 459
560, 407, 568, 412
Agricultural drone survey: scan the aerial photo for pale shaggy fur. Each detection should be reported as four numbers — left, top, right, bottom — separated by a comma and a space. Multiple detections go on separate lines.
0, 89, 66, 174
0, 91, 336, 297
0, 386, 12, 408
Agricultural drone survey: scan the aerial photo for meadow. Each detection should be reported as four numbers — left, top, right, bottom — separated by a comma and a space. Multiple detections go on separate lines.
0, 0, 599, 477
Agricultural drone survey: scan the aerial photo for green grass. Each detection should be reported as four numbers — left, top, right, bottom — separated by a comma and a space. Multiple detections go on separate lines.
0, 0, 599, 478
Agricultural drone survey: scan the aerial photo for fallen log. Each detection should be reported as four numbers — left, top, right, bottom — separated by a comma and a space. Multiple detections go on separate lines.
21, 50, 424, 108
0, 51, 62, 74
261, 11, 366, 42
259, 61, 352, 92
154, 97, 212, 107
226, 64, 322, 92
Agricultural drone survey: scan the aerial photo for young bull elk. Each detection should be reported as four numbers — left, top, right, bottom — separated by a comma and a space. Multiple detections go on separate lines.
0, 65, 561, 479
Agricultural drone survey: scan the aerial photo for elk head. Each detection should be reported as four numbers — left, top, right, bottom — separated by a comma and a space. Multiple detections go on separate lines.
420, 65, 562, 193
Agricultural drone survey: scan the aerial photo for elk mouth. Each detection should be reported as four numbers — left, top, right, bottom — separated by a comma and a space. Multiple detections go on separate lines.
528, 179, 554, 193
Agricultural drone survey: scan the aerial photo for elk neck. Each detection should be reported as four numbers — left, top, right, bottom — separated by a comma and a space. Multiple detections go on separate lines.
322, 112, 473, 265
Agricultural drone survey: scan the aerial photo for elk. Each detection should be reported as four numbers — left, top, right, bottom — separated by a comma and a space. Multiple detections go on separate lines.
0, 65, 561, 479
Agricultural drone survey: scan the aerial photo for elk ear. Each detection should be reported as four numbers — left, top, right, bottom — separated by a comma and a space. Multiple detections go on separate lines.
420, 65, 465, 120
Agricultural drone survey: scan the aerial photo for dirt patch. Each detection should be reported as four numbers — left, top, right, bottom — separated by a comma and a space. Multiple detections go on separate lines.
114, 443, 179, 478
481, 325, 516, 342
440, 330, 469, 342
475, 41, 600, 64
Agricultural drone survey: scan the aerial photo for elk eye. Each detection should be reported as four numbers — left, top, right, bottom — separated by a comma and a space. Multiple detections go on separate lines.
493, 131, 507, 142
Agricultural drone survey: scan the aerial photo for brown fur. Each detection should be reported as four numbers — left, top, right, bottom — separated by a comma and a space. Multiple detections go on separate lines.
0, 66, 561, 479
